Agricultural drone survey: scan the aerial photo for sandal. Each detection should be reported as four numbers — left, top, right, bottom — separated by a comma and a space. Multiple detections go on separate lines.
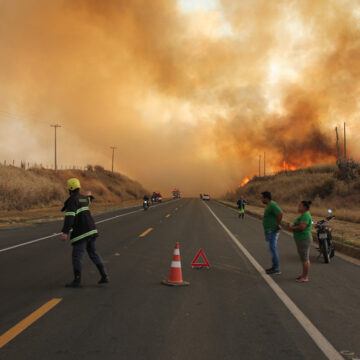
296, 278, 309, 283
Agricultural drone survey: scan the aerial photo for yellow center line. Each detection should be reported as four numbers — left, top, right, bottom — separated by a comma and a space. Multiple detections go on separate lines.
165, 214, 171, 218
0, 298, 62, 349
139, 227, 153, 237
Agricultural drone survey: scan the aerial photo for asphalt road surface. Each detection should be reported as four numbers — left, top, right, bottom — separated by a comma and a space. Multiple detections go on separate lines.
0, 198, 359, 360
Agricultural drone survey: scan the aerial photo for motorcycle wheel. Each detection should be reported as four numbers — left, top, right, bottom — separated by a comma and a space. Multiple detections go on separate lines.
322, 239, 330, 263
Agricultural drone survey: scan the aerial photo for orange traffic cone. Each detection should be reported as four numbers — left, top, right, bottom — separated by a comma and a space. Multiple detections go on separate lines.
162, 242, 190, 286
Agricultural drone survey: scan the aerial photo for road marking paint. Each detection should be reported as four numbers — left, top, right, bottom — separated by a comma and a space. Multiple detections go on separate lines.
139, 228, 153, 237
203, 202, 343, 360
0, 298, 62, 348
0, 199, 181, 254
165, 214, 171, 218
215, 200, 360, 267
0, 234, 62, 254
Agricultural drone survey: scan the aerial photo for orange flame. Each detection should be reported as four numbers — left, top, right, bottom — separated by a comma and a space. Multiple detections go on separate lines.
240, 177, 250, 187
281, 161, 297, 172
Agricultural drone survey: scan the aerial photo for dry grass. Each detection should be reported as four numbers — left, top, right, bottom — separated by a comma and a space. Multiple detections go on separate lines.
0, 165, 148, 211
226, 163, 360, 223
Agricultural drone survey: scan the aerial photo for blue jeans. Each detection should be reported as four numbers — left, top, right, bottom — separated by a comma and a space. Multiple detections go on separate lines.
265, 230, 280, 270
72, 235, 103, 273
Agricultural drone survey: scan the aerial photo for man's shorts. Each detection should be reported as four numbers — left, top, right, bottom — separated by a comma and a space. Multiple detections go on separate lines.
295, 237, 312, 262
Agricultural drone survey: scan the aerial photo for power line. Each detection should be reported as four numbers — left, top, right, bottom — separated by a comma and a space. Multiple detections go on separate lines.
259, 154, 262, 177
50, 125, 61, 172
110, 146, 117, 176
335, 127, 341, 162
264, 152, 266, 176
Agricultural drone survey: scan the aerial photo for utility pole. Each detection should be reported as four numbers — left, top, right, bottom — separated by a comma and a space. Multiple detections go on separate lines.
264, 152, 266, 176
110, 146, 117, 176
259, 154, 262, 177
50, 124, 61, 171
335, 127, 341, 162
344, 122, 347, 161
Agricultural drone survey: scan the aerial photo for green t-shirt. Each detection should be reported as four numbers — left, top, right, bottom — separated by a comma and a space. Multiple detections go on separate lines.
263, 201, 282, 231
293, 212, 312, 241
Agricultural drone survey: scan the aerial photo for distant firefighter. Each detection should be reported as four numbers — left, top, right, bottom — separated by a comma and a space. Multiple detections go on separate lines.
236, 196, 248, 220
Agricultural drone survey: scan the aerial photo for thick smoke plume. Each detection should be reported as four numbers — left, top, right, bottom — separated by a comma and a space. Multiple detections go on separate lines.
0, 0, 359, 195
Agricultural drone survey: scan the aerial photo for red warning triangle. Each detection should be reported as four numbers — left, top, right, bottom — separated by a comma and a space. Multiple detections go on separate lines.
191, 249, 210, 268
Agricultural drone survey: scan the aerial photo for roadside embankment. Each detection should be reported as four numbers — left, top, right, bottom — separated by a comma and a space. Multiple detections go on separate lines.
0, 165, 149, 225
218, 199, 360, 261
226, 163, 360, 223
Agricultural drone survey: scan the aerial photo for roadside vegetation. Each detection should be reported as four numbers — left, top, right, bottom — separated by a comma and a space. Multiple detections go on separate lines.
0, 164, 148, 211
224, 162, 360, 248
225, 162, 360, 223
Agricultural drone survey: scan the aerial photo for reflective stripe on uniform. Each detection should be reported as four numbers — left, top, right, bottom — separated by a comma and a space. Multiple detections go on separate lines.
65, 212, 76, 216
76, 206, 89, 215
70, 229, 98, 244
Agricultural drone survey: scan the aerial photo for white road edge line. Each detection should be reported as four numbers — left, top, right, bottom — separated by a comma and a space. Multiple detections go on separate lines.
216, 200, 360, 267
203, 201, 343, 360
0, 199, 180, 254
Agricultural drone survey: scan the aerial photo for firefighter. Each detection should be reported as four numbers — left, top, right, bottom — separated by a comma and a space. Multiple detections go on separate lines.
237, 196, 248, 220
60, 178, 108, 288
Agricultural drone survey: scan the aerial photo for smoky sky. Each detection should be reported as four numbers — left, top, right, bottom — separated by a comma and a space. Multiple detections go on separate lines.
0, 0, 359, 195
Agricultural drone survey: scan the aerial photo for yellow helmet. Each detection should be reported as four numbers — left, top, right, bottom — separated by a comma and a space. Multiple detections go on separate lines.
67, 178, 81, 191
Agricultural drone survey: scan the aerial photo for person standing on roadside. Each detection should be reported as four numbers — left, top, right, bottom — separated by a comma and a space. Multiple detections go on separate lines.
237, 196, 248, 220
288, 201, 313, 283
60, 178, 109, 288
261, 191, 283, 274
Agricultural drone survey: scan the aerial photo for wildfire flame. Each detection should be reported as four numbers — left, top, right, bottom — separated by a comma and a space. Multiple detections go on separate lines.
282, 161, 297, 172
240, 177, 250, 187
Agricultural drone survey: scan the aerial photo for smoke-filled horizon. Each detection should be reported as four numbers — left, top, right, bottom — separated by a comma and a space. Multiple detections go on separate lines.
1, 0, 360, 196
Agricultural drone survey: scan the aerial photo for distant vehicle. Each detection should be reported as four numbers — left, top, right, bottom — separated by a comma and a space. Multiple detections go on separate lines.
172, 188, 181, 199
315, 210, 335, 263
151, 192, 162, 203
151, 193, 157, 204
202, 194, 210, 201
143, 199, 150, 211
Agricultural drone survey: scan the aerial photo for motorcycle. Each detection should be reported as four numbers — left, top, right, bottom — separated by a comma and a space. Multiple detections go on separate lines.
143, 200, 150, 211
315, 210, 335, 263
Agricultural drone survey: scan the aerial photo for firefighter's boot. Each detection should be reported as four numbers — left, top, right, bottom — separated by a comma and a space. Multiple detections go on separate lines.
96, 264, 109, 284
65, 270, 82, 288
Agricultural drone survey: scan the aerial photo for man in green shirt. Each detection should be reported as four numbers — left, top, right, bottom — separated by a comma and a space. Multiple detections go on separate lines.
261, 191, 283, 274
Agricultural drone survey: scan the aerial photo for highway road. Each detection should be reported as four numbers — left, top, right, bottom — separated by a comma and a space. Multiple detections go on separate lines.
0, 198, 359, 359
